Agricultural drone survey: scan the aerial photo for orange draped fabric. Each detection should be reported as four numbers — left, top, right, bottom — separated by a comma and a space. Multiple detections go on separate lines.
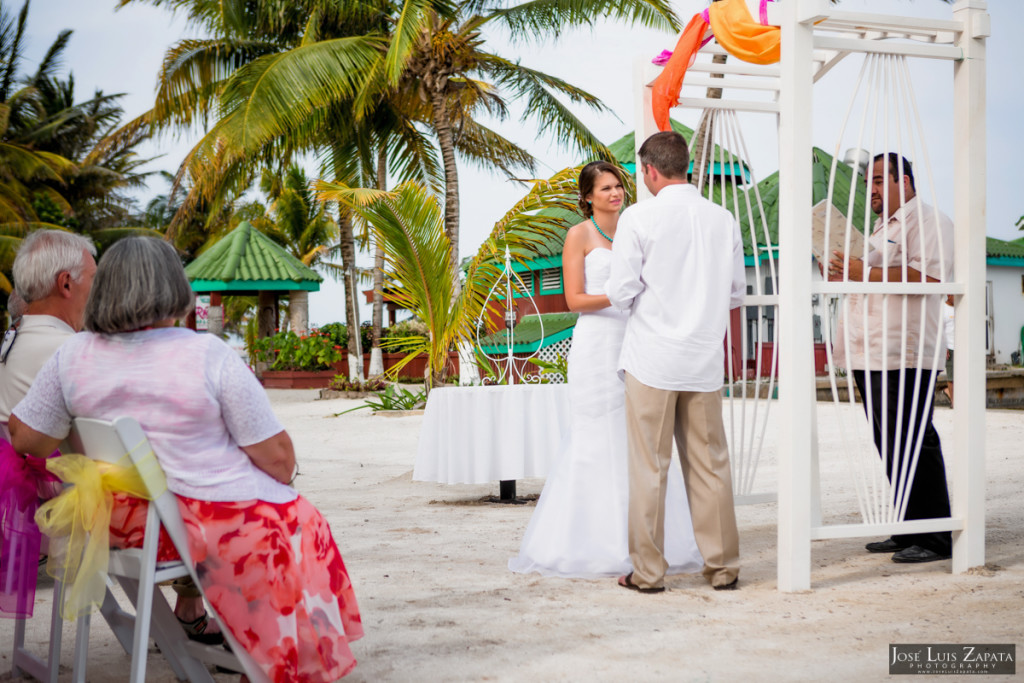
708, 0, 781, 65
651, 13, 709, 132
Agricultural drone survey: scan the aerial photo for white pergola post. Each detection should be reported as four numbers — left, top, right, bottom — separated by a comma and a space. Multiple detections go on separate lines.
633, 58, 658, 201
950, 0, 988, 572
776, 0, 827, 593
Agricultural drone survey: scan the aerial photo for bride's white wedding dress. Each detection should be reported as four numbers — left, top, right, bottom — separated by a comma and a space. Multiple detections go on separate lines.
509, 248, 703, 577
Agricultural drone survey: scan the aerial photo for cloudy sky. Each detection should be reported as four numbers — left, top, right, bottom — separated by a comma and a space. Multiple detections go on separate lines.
27, 0, 1024, 325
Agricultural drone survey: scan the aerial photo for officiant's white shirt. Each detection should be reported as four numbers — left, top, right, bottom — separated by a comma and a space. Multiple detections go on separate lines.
606, 183, 746, 392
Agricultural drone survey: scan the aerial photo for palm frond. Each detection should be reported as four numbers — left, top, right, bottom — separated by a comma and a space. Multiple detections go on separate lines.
488, 0, 680, 40
215, 36, 385, 153
452, 118, 535, 177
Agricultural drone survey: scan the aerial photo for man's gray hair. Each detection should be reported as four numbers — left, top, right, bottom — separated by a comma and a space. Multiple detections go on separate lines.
85, 237, 194, 334
13, 230, 97, 303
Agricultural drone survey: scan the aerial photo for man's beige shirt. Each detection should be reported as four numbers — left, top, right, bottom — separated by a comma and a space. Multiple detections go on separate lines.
835, 200, 954, 372
0, 314, 75, 428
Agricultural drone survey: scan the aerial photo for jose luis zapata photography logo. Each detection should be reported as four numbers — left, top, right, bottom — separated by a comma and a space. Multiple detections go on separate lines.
890, 644, 1016, 675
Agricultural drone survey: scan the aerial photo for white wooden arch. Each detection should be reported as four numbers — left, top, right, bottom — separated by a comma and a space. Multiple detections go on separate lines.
633, 0, 988, 591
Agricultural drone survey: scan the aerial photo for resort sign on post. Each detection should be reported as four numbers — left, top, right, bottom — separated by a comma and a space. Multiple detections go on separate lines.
195, 294, 210, 331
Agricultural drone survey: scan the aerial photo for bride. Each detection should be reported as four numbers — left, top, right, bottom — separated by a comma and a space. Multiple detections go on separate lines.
509, 161, 702, 578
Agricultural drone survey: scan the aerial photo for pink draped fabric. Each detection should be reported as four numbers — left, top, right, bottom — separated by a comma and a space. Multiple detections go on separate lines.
0, 439, 60, 618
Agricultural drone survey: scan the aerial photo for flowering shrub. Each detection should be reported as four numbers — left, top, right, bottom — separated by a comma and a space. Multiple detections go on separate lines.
250, 329, 343, 371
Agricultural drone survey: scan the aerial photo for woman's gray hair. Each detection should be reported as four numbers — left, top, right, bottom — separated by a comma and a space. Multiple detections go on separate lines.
13, 230, 97, 303
85, 237, 194, 334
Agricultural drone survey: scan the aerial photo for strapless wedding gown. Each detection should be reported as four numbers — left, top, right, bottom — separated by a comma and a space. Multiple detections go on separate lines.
509, 248, 703, 577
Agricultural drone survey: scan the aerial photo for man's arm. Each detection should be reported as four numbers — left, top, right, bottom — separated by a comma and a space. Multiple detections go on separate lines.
605, 211, 644, 309
827, 251, 939, 284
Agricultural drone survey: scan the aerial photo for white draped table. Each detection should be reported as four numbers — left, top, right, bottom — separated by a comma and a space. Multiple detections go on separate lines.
413, 383, 571, 489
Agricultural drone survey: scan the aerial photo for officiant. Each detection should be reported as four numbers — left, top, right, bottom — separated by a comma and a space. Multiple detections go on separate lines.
827, 153, 954, 565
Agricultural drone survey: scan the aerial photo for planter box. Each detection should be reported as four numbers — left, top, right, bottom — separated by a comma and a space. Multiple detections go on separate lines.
260, 369, 338, 389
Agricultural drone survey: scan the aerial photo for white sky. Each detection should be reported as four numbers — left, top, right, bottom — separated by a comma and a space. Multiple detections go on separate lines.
27, 0, 1024, 326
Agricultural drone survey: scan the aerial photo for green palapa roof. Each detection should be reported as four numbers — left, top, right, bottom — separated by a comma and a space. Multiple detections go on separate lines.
185, 221, 322, 293
478, 312, 579, 354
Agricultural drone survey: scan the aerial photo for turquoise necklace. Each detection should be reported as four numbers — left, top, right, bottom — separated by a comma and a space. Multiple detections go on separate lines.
590, 215, 613, 243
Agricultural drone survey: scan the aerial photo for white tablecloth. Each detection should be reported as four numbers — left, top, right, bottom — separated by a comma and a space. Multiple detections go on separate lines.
413, 383, 571, 484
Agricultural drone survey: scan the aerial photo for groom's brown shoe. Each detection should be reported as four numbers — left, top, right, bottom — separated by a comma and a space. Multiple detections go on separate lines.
618, 572, 665, 594
713, 578, 739, 591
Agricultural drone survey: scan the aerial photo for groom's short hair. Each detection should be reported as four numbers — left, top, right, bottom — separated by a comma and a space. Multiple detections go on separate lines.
638, 131, 690, 180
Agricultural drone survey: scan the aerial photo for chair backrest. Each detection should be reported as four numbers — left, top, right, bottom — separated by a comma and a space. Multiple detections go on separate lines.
69, 416, 271, 683
69, 417, 196, 569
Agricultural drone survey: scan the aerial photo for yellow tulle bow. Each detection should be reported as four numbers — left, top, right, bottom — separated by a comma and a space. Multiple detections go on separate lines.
34, 450, 164, 620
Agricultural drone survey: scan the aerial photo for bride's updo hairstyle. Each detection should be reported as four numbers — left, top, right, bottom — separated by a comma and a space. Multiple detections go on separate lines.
578, 161, 625, 219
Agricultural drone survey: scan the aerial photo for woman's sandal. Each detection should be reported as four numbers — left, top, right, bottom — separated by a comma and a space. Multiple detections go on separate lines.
176, 612, 225, 645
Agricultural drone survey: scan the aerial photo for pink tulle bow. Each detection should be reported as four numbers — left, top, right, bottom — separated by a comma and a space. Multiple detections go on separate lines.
0, 439, 60, 618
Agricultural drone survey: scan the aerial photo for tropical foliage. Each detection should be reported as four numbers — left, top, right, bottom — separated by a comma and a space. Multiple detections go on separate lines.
346, 165, 586, 387
1, 0, 159, 297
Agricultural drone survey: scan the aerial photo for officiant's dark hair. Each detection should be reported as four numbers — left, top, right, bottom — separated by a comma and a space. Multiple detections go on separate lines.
578, 161, 625, 218
638, 131, 690, 180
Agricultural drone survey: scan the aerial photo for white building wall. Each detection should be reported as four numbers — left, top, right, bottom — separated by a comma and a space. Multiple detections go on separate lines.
988, 265, 1024, 365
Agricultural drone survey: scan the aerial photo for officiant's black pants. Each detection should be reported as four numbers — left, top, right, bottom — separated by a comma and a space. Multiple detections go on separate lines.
853, 369, 952, 554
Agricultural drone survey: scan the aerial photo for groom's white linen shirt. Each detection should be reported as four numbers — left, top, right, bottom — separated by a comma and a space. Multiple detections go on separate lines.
606, 183, 746, 392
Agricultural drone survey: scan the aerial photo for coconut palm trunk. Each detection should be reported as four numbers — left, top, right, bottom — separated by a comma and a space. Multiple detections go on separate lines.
689, 51, 727, 192
369, 148, 387, 377
430, 88, 462, 295
338, 210, 365, 382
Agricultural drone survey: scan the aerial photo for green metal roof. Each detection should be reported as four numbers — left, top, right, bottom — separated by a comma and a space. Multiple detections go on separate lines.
184, 221, 322, 293
986, 236, 1024, 266
478, 312, 579, 354
606, 120, 750, 180
987, 236, 1024, 259
726, 147, 869, 256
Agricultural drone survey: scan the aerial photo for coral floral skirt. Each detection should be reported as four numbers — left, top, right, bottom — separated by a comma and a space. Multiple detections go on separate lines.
109, 493, 363, 682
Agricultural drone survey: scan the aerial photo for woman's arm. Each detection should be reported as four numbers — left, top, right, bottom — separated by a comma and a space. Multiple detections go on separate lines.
9, 414, 62, 458
562, 225, 612, 312
240, 430, 296, 485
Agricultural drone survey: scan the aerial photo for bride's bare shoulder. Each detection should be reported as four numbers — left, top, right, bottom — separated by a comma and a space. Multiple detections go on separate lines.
564, 220, 592, 246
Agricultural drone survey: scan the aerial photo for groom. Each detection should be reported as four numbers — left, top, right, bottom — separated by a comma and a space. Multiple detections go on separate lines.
606, 131, 746, 593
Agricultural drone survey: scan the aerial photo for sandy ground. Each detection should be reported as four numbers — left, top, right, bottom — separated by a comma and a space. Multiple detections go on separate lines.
2, 389, 1022, 682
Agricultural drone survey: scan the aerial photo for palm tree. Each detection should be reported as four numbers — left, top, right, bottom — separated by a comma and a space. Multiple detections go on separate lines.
0, 0, 76, 227
342, 166, 583, 387
183, 0, 680, 291
248, 164, 340, 334
115, 0, 448, 379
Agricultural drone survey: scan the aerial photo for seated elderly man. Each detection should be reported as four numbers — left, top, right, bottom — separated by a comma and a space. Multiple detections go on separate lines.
0, 230, 96, 441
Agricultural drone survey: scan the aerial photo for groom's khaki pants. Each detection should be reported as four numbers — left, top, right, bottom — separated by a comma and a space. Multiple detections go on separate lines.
624, 372, 740, 589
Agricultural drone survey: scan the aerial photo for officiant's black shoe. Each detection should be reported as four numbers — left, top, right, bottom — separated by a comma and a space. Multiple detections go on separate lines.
891, 545, 951, 563
865, 537, 909, 554
713, 578, 739, 591
618, 572, 665, 594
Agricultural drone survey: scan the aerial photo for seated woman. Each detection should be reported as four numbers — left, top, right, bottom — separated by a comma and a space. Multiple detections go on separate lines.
10, 236, 362, 683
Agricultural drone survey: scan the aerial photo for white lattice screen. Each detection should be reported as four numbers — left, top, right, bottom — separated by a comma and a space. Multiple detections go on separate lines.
536, 336, 573, 383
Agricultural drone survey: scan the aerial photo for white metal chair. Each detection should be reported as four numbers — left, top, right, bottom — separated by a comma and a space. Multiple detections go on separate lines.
63, 416, 268, 683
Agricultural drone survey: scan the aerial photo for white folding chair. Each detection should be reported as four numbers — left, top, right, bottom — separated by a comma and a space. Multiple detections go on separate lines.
10, 454, 134, 683
65, 416, 269, 683
11, 581, 64, 683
